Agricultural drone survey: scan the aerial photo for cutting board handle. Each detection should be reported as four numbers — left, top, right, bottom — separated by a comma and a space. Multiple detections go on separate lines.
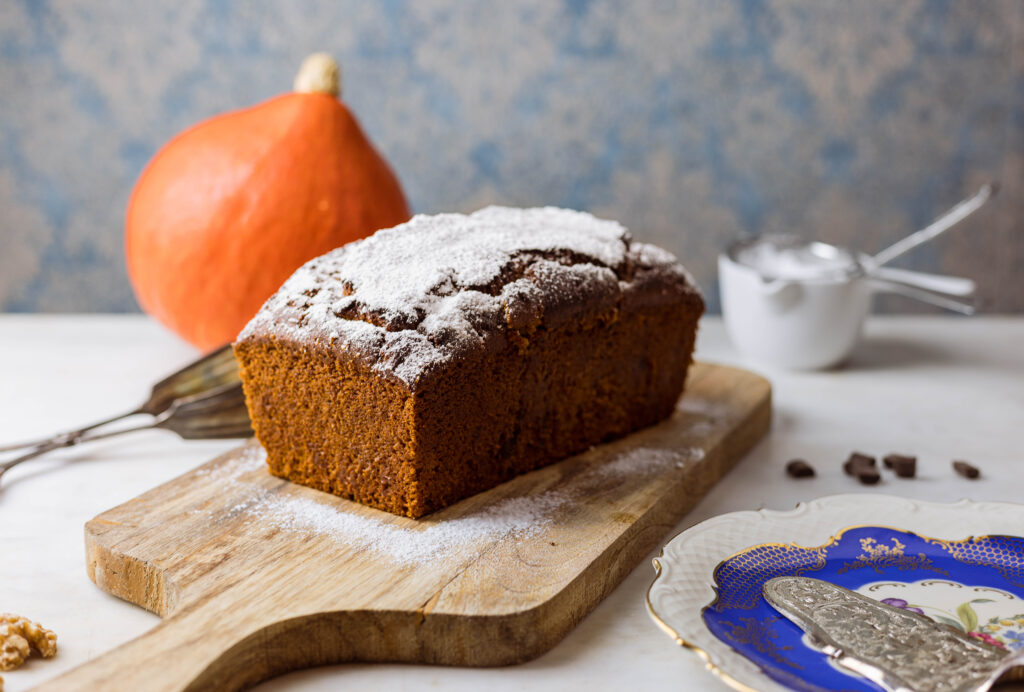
32, 594, 342, 692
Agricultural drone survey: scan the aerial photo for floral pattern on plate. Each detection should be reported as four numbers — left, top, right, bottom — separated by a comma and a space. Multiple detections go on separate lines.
858, 578, 1024, 651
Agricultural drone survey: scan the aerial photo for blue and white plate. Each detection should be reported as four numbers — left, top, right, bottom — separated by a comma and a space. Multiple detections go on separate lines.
646, 495, 1024, 692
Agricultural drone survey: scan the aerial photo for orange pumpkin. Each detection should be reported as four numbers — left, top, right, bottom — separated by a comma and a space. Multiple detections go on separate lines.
126, 53, 411, 351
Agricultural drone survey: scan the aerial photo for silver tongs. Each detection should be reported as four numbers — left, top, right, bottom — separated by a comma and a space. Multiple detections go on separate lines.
0, 345, 252, 486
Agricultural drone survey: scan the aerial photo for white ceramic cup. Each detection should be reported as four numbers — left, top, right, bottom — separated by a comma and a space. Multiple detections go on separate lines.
718, 238, 872, 370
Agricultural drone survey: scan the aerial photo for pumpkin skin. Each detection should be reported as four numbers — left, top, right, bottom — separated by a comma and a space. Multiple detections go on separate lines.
126, 70, 410, 351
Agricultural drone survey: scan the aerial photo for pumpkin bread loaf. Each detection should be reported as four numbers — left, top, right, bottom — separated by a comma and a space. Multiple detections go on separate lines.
234, 207, 704, 518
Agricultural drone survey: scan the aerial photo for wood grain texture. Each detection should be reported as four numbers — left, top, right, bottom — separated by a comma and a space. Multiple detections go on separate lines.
37, 362, 770, 692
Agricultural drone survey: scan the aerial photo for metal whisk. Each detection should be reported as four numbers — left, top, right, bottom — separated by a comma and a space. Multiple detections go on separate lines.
0, 345, 252, 486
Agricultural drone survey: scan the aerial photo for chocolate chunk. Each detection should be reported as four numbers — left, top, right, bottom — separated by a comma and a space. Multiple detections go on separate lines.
855, 468, 881, 485
786, 459, 815, 478
884, 454, 917, 478
843, 452, 876, 476
953, 460, 980, 479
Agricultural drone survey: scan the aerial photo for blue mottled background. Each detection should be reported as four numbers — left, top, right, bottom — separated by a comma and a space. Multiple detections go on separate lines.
1, 0, 1021, 315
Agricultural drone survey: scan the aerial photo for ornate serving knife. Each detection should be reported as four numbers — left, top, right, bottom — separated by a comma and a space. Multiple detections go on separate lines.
762, 576, 1022, 692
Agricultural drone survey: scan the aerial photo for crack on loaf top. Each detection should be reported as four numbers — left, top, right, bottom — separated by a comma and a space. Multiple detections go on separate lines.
238, 206, 698, 388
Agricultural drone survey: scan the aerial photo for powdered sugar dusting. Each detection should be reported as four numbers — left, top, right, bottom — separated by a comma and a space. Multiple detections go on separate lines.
249, 489, 568, 564
345, 206, 630, 316
199, 442, 699, 566
676, 396, 739, 438
237, 206, 696, 388
193, 446, 265, 482
592, 447, 689, 478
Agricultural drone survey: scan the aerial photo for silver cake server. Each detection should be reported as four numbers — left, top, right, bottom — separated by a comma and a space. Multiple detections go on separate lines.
762, 576, 1024, 692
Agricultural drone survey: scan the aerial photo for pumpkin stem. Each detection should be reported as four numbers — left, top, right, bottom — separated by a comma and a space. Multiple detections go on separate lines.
293, 53, 341, 97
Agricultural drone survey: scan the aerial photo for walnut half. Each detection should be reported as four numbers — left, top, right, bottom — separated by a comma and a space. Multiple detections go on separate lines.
0, 613, 57, 671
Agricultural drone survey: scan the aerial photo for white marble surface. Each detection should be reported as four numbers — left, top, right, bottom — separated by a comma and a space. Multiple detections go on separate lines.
1, 315, 1022, 692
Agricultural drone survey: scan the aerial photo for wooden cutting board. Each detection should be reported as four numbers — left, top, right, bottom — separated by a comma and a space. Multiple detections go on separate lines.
38, 362, 770, 692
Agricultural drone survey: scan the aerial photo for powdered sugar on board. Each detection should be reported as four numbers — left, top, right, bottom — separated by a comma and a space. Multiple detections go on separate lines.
676, 394, 741, 441
195, 443, 702, 567
249, 489, 569, 565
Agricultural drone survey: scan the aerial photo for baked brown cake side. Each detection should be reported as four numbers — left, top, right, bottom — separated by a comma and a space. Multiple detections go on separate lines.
234, 340, 420, 515
235, 206, 704, 518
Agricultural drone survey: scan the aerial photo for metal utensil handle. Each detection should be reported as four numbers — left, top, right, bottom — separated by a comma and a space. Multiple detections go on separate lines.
0, 344, 239, 454
0, 409, 145, 453
870, 266, 976, 297
868, 277, 978, 315
0, 383, 251, 487
870, 182, 998, 268
0, 419, 159, 482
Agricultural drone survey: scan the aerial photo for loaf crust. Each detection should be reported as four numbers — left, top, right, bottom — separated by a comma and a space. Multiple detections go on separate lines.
235, 207, 704, 517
